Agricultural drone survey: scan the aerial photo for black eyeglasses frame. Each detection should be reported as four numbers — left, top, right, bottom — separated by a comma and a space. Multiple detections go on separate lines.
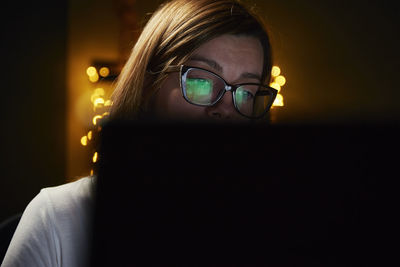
164, 65, 278, 119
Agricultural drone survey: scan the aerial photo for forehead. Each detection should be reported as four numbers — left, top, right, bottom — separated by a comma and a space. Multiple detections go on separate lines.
188, 34, 264, 77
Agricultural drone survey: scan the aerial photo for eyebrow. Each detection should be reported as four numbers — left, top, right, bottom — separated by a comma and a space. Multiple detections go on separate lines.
188, 55, 262, 82
189, 55, 223, 72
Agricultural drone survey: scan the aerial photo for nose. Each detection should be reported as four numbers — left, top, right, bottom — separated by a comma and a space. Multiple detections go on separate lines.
206, 91, 236, 120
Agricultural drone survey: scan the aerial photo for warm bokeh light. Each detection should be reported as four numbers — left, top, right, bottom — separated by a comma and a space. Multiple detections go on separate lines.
78, 66, 114, 178
90, 94, 96, 103
92, 115, 102, 125
80, 136, 88, 146
270, 65, 285, 107
94, 87, 105, 96
87, 130, 93, 140
271, 66, 281, 77
92, 152, 98, 163
91, 88, 105, 104
99, 67, 110, 77
86, 66, 97, 77
89, 73, 99, 83
273, 93, 284, 107
270, 82, 281, 92
275, 75, 286, 86
94, 97, 105, 107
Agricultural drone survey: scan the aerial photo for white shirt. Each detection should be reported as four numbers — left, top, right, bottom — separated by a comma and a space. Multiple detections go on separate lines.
2, 177, 95, 267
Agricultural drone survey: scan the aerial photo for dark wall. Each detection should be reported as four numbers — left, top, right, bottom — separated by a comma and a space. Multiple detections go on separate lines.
0, 2, 67, 221
259, 0, 400, 123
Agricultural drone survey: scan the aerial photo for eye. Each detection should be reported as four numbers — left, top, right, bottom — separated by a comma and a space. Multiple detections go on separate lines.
186, 78, 213, 96
235, 88, 255, 107
236, 88, 254, 99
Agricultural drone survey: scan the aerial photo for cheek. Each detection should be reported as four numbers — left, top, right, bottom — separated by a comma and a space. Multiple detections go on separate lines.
166, 91, 208, 119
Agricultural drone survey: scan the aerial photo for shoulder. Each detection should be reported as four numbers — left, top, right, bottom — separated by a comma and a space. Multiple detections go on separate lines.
34, 176, 95, 229
41, 176, 95, 214
2, 177, 95, 267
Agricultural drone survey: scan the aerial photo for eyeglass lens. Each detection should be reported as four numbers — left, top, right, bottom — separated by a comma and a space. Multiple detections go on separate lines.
184, 68, 274, 118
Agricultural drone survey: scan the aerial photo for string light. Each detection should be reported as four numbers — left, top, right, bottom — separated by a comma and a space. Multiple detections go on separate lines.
270, 65, 286, 107
92, 115, 103, 125
270, 82, 281, 92
87, 131, 93, 140
94, 97, 105, 107
89, 73, 99, 83
80, 136, 88, 146
86, 66, 100, 83
271, 66, 281, 77
92, 152, 98, 163
275, 75, 286, 86
274, 94, 284, 107
86, 66, 97, 77
94, 87, 105, 96
82, 65, 114, 176
99, 67, 110, 77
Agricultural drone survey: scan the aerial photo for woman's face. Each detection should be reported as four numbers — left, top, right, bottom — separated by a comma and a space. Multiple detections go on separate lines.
152, 34, 264, 122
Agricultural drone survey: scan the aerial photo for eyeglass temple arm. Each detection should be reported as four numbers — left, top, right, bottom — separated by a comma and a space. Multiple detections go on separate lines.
255, 88, 278, 96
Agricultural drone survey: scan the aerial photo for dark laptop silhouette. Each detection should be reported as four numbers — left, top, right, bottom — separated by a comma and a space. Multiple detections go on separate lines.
89, 120, 396, 266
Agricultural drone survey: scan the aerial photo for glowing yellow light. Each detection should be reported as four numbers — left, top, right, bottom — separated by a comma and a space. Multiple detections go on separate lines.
104, 100, 113, 106
91, 88, 105, 103
86, 66, 97, 77
90, 169, 94, 176
87, 131, 93, 140
270, 82, 281, 92
91, 94, 97, 103
89, 73, 99, 83
102, 112, 110, 117
80, 136, 88, 146
271, 66, 281, 77
92, 152, 98, 163
99, 67, 110, 77
273, 94, 284, 107
94, 87, 105, 96
92, 115, 102, 125
94, 97, 105, 107
275, 75, 286, 86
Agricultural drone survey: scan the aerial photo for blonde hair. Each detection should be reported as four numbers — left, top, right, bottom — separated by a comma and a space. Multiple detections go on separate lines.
110, 0, 272, 120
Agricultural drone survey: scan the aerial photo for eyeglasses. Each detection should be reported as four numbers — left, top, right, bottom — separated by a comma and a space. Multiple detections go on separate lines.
165, 65, 278, 119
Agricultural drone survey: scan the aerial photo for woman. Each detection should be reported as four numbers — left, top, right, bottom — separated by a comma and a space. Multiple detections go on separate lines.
110, 0, 276, 121
2, 0, 276, 266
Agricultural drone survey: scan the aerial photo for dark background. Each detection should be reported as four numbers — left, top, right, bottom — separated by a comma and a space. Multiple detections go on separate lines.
1, 1, 67, 222
261, 0, 400, 123
1, 0, 399, 222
